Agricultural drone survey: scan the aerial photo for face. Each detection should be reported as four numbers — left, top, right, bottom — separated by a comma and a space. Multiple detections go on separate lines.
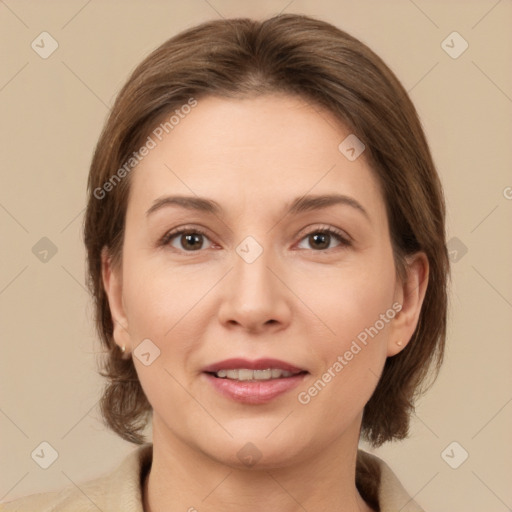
103, 93, 426, 469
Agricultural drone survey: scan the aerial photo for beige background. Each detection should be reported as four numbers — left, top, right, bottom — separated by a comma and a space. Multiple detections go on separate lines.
1, 0, 511, 510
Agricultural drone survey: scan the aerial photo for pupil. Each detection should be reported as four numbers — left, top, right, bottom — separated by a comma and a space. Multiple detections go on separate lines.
310, 232, 329, 250
183, 233, 202, 250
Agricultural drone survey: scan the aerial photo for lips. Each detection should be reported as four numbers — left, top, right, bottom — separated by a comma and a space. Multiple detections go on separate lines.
202, 358, 306, 374
202, 357, 308, 404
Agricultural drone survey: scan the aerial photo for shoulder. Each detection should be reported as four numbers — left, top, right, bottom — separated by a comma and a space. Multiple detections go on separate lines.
0, 489, 63, 512
357, 449, 426, 512
0, 486, 89, 512
0, 443, 153, 512
0, 477, 113, 512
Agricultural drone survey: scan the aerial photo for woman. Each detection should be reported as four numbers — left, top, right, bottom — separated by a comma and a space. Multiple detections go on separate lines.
1, 13, 449, 512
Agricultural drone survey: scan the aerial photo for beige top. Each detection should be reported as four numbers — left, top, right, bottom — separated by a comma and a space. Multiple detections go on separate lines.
0, 444, 425, 511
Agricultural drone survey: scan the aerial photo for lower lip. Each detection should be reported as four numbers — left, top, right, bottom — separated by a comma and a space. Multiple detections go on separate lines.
203, 372, 308, 404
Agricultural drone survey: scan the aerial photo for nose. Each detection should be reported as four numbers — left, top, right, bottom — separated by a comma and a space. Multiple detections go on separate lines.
217, 240, 292, 334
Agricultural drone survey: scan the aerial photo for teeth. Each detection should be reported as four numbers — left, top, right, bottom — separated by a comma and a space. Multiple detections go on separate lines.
238, 369, 254, 381
214, 368, 297, 381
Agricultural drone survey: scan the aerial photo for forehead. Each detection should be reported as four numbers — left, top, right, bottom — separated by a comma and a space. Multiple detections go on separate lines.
128, 94, 386, 221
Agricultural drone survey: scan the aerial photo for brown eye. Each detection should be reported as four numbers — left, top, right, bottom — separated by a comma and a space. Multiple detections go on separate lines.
161, 228, 212, 252
297, 227, 351, 251
177, 232, 205, 251
308, 232, 331, 250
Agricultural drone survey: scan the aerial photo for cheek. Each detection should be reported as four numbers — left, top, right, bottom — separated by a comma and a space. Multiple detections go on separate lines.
299, 249, 396, 407
121, 246, 210, 341
119, 252, 206, 414
297, 300, 393, 431
310, 249, 396, 345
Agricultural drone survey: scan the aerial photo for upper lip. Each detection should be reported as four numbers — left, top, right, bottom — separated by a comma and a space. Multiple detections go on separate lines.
202, 358, 307, 374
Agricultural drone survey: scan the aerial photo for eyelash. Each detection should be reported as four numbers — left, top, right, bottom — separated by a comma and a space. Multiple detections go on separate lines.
159, 225, 352, 253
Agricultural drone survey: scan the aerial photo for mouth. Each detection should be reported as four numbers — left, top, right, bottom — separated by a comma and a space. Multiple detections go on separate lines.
207, 368, 307, 381
202, 357, 308, 381
202, 358, 309, 404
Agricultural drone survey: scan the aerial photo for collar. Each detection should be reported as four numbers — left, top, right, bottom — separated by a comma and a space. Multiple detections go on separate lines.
2, 443, 424, 511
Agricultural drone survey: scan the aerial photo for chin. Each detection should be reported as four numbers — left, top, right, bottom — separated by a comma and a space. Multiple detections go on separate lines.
197, 428, 311, 471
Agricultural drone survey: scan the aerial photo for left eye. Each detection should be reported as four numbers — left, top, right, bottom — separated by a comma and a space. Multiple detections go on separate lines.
297, 228, 350, 251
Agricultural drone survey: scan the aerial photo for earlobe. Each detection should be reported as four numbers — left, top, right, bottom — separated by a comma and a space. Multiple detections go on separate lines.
101, 247, 131, 356
388, 252, 429, 357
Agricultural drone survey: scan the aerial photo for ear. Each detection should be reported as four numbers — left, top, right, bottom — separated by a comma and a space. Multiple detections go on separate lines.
101, 247, 131, 358
388, 252, 429, 357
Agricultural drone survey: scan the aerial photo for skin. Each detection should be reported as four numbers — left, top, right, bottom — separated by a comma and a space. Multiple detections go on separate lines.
102, 93, 428, 512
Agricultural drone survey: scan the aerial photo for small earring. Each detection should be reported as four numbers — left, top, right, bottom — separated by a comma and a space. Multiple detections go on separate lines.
396, 341, 403, 346
121, 345, 126, 353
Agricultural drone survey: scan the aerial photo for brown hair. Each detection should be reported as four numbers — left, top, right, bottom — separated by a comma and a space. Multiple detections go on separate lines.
84, 13, 449, 447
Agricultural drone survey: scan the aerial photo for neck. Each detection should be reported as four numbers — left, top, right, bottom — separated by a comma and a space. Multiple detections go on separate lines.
143, 416, 374, 512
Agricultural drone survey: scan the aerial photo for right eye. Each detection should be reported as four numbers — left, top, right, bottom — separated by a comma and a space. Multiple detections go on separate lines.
160, 227, 214, 252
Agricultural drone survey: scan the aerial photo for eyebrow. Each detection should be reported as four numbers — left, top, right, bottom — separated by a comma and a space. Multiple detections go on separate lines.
146, 193, 370, 221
